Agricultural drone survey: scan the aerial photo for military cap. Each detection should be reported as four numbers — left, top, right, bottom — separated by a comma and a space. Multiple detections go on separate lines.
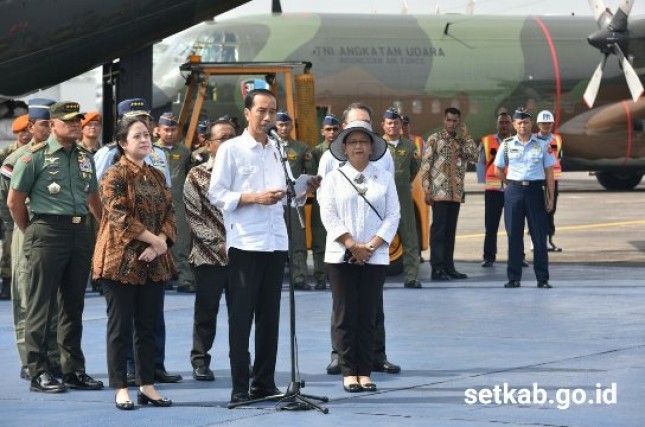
81, 111, 102, 127
276, 110, 292, 122
512, 107, 531, 120
330, 120, 387, 162
401, 114, 410, 124
49, 102, 85, 121
158, 112, 178, 126
383, 107, 401, 120
322, 114, 340, 126
28, 98, 56, 120
117, 98, 150, 117
12, 114, 30, 133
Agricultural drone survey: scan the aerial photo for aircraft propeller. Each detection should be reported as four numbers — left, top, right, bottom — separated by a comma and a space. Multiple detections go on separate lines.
583, 0, 644, 108
272, 0, 282, 14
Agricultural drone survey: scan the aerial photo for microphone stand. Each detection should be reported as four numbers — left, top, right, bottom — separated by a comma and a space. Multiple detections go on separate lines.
228, 134, 328, 413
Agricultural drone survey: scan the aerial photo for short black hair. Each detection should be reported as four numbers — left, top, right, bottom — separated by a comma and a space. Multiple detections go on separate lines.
244, 89, 276, 110
445, 107, 461, 117
205, 120, 236, 141
114, 117, 149, 155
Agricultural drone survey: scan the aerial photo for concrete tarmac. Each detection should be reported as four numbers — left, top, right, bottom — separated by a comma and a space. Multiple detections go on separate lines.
0, 172, 643, 426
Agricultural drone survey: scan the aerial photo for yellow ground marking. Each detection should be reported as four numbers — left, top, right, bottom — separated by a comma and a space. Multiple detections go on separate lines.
456, 220, 645, 240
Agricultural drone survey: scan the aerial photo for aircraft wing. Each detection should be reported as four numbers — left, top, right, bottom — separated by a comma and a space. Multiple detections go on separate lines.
0, 0, 250, 98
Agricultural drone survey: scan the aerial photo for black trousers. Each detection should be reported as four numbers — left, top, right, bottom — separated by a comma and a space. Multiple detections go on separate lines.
430, 201, 461, 271
483, 190, 505, 261
329, 283, 387, 364
328, 263, 386, 377
504, 183, 549, 282
23, 220, 92, 377
227, 248, 286, 394
102, 279, 164, 389
125, 289, 166, 373
191, 264, 229, 369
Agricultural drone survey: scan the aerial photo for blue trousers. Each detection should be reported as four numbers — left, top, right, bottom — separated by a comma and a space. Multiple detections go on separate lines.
504, 183, 549, 282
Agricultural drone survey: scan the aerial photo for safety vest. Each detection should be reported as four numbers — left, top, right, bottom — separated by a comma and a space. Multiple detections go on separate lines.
550, 134, 563, 180
410, 134, 424, 157
481, 134, 503, 190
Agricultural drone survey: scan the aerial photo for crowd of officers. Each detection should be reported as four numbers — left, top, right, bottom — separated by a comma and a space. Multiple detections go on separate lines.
0, 95, 562, 406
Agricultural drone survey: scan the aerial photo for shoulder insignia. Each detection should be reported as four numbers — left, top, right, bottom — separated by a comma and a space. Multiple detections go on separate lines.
29, 142, 47, 153
21, 155, 32, 164
503, 136, 514, 142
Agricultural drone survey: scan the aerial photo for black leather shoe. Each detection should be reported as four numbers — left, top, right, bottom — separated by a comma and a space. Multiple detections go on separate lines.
481, 260, 494, 267
359, 382, 377, 392
138, 391, 172, 407
30, 372, 67, 393
446, 270, 468, 279
230, 391, 250, 404
504, 280, 521, 288
373, 360, 401, 374
431, 269, 451, 281
115, 396, 135, 410
20, 366, 31, 381
521, 259, 529, 268
537, 280, 553, 288
62, 371, 104, 390
250, 385, 281, 399
293, 282, 313, 291
404, 279, 422, 288
326, 356, 341, 375
126, 372, 136, 386
343, 383, 361, 393
193, 366, 215, 381
154, 368, 182, 383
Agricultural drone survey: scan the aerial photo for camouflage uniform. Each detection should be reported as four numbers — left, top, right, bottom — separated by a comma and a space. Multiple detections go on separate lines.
386, 138, 421, 283
310, 141, 330, 287
0, 142, 20, 286
155, 140, 194, 289
283, 139, 315, 287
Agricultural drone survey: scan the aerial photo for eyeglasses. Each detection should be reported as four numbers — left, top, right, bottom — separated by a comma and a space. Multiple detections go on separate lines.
345, 139, 371, 147
206, 135, 235, 143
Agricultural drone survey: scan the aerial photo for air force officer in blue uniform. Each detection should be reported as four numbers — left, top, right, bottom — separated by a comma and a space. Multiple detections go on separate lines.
494, 108, 555, 289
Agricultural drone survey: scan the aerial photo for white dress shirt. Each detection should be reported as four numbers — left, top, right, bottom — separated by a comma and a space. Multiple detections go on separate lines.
318, 162, 400, 265
208, 130, 289, 251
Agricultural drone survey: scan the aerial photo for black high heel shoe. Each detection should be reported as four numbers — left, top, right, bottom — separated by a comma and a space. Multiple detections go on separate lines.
137, 391, 172, 407
115, 395, 135, 410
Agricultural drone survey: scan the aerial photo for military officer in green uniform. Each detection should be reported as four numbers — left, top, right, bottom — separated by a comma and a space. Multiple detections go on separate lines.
382, 108, 422, 288
276, 110, 316, 290
0, 98, 62, 381
8, 102, 104, 393
310, 114, 340, 289
155, 112, 194, 293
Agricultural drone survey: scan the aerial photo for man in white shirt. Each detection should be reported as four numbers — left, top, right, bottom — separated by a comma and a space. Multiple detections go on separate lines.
209, 89, 320, 405
320, 102, 402, 376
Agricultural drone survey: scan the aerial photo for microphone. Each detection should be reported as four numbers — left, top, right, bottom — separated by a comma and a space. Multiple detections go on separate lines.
264, 124, 282, 143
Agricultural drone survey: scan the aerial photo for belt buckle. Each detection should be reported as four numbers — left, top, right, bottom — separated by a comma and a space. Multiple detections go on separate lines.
521, 180, 530, 186
71, 216, 82, 224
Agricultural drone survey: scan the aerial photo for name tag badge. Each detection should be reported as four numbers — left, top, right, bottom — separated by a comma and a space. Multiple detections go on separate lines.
170, 154, 182, 160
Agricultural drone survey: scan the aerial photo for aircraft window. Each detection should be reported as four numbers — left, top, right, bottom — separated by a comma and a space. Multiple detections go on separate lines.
191, 32, 239, 63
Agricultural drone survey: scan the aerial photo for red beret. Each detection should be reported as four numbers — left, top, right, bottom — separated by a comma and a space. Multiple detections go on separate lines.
12, 114, 30, 133
81, 111, 102, 128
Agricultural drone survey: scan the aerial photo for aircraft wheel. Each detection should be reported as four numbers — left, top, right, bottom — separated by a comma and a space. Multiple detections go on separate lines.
595, 171, 643, 190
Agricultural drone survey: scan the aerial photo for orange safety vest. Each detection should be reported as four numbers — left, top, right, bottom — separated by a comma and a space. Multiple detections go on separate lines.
411, 134, 424, 157
481, 134, 503, 191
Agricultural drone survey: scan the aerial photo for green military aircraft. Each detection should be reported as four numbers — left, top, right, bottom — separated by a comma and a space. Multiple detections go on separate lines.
153, 0, 645, 189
